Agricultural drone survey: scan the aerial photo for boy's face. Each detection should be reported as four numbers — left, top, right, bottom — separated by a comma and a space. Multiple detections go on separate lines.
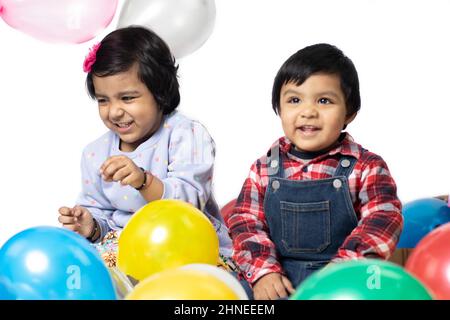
93, 63, 163, 152
279, 73, 356, 152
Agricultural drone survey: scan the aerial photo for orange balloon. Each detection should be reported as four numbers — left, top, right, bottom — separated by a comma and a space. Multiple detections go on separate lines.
118, 200, 219, 280
126, 268, 238, 300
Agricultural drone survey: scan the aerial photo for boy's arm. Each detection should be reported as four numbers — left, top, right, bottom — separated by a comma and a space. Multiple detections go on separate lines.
333, 155, 403, 261
226, 160, 283, 286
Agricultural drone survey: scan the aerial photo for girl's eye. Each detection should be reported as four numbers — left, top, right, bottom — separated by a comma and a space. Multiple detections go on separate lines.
122, 96, 135, 102
97, 99, 107, 105
288, 97, 300, 104
318, 98, 331, 104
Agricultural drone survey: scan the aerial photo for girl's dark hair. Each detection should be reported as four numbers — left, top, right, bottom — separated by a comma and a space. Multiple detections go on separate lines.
86, 26, 180, 115
272, 43, 360, 117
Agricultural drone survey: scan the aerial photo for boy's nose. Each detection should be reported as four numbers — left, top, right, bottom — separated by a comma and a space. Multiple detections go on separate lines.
300, 105, 318, 118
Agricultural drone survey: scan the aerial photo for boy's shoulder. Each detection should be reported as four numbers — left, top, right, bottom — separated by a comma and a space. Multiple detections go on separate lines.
340, 134, 390, 169
251, 136, 288, 170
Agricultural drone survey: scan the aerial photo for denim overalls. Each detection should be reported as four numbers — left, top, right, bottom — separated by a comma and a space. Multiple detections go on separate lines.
238, 143, 359, 299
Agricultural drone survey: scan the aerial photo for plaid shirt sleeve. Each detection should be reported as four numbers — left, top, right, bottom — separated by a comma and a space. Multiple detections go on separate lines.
226, 159, 283, 285
333, 154, 403, 261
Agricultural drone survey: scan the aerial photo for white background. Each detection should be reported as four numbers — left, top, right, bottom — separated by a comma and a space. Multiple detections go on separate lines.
1, 0, 449, 247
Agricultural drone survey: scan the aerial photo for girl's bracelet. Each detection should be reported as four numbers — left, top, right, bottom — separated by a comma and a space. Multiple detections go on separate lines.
87, 219, 99, 242
135, 167, 153, 191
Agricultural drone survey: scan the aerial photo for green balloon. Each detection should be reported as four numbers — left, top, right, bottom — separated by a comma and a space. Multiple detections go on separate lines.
290, 259, 433, 300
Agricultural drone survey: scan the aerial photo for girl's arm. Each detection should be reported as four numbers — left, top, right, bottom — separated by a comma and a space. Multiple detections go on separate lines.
136, 171, 164, 202
76, 149, 118, 242
155, 120, 216, 211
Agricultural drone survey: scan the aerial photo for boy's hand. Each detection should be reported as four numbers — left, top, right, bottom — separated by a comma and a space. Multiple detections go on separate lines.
58, 205, 95, 238
253, 272, 295, 300
100, 155, 145, 189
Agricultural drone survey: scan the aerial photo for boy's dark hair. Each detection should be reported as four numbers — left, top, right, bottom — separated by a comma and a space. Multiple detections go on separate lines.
272, 43, 360, 117
86, 26, 180, 115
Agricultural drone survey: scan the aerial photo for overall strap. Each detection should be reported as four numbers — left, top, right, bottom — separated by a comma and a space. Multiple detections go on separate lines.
333, 155, 358, 178
267, 143, 281, 177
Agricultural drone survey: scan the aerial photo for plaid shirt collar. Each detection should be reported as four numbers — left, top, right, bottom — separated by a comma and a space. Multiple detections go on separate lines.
278, 132, 363, 162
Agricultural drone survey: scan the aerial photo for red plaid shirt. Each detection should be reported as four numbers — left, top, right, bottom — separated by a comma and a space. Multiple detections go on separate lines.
225, 133, 403, 285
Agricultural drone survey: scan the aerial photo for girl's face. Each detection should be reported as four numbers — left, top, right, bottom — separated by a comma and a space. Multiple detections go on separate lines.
93, 64, 163, 152
279, 73, 356, 152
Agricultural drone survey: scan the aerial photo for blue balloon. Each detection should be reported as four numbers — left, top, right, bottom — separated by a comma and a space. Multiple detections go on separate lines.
0, 277, 17, 300
0, 226, 117, 300
398, 198, 450, 248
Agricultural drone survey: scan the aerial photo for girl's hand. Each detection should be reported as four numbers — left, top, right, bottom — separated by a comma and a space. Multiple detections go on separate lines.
58, 205, 95, 238
100, 155, 145, 189
252, 272, 295, 300
435, 194, 449, 202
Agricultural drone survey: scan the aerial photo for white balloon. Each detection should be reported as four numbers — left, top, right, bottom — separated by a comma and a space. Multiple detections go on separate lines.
181, 263, 249, 300
117, 0, 216, 59
109, 266, 135, 300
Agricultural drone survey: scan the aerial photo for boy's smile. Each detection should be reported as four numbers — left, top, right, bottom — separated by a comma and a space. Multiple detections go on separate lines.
93, 64, 163, 152
279, 73, 356, 152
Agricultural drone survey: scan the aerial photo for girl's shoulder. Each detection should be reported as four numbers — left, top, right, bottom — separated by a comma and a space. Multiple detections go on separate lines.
81, 131, 116, 155
164, 111, 213, 137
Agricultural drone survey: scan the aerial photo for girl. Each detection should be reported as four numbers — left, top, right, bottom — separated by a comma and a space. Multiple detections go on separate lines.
57, 26, 232, 262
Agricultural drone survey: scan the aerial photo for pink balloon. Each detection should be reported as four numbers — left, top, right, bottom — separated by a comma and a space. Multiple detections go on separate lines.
0, 0, 118, 43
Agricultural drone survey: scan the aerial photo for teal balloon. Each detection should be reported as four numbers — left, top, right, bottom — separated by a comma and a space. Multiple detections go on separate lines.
0, 226, 117, 300
291, 259, 433, 300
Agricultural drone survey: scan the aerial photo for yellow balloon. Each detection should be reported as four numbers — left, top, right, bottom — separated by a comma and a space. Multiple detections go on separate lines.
117, 199, 219, 280
126, 268, 239, 300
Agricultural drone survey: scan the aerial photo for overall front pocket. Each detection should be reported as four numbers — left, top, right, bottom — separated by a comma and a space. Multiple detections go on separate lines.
280, 200, 331, 253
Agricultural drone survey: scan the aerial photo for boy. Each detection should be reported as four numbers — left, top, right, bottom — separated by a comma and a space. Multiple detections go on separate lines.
226, 43, 403, 300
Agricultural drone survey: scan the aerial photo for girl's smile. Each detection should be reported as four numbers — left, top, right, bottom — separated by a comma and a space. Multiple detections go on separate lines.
113, 121, 134, 134
93, 63, 163, 152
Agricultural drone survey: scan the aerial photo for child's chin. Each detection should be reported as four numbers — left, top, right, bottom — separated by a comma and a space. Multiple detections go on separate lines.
294, 142, 322, 152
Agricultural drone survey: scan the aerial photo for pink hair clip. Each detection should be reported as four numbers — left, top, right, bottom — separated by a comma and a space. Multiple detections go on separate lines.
83, 42, 101, 73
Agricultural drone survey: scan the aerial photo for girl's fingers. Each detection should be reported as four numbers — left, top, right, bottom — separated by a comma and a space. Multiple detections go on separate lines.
72, 206, 83, 218
101, 156, 127, 173
62, 223, 80, 232
112, 167, 131, 183
58, 207, 73, 216
58, 215, 77, 224
102, 160, 127, 180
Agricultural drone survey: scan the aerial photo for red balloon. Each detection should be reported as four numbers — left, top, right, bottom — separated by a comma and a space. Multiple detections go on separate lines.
405, 222, 450, 299
220, 199, 237, 222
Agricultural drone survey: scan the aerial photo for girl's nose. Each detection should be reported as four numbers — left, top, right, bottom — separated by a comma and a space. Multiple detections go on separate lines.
109, 102, 125, 120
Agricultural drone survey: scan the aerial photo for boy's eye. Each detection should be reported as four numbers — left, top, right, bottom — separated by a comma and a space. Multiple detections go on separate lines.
318, 98, 332, 104
97, 98, 107, 105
